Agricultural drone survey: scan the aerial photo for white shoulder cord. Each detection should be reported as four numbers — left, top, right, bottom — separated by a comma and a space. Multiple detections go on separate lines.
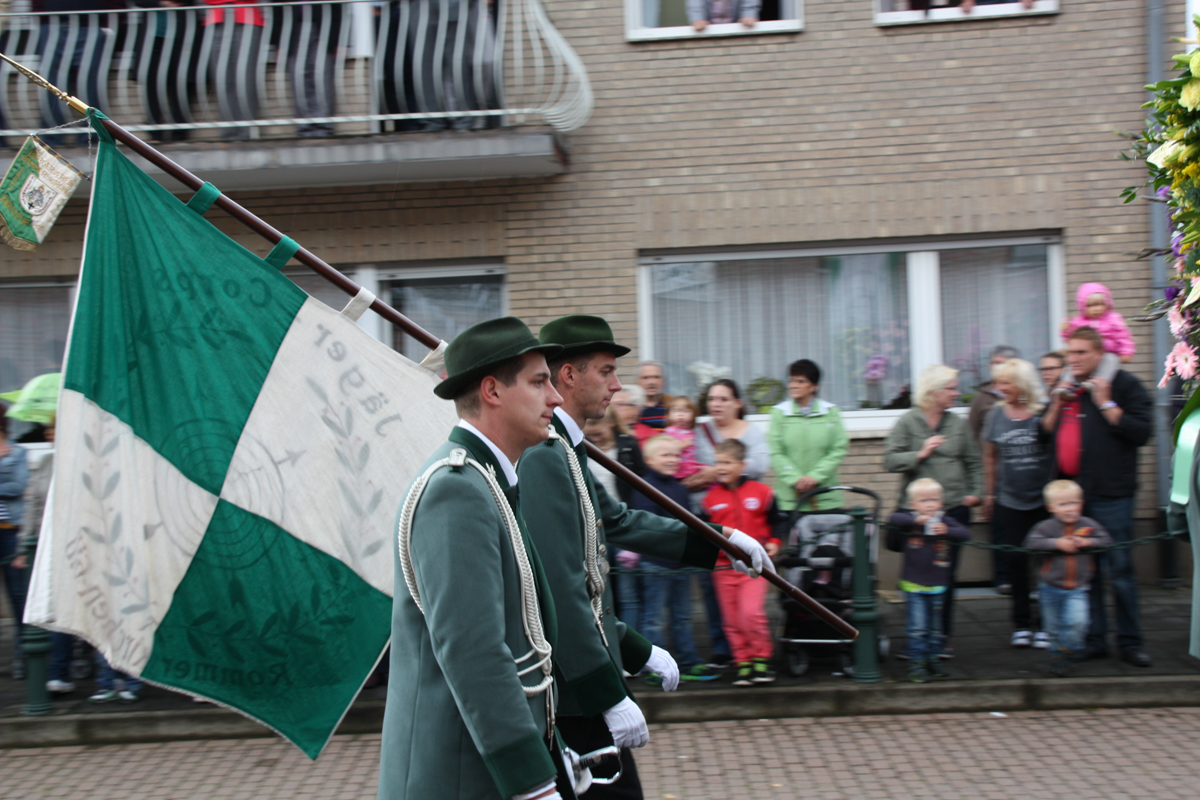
548, 429, 609, 647
397, 448, 555, 730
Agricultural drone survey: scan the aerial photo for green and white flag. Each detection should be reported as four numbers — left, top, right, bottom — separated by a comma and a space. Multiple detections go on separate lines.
25, 116, 458, 758
0, 136, 83, 250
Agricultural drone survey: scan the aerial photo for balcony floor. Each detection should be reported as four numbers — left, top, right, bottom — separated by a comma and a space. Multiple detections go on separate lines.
60, 129, 567, 193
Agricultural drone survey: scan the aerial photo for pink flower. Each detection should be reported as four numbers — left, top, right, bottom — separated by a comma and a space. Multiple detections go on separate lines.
1177, 258, 1187, 276
1169, 306, 1189, 338
1172, 342, 1198, 380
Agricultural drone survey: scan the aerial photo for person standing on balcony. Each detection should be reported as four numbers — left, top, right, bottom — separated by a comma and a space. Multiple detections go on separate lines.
33, 0, 117, 145
407, 0, 498, 131
204, 0, 263, 140
687, 0, 759, 31
133, 0, 202, 143
282, 0, 341, 137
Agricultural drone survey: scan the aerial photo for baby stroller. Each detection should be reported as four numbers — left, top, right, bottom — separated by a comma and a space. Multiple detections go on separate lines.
776, 486, 888, 677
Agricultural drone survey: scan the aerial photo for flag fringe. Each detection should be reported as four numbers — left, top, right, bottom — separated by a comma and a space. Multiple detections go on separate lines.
0, 220, 36, 250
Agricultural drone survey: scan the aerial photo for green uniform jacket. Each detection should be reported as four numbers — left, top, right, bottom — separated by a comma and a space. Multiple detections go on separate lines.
378, 426, 563, 800
768, 398, 849, 512
517, 414, 720, 718
883, 408, 983, 508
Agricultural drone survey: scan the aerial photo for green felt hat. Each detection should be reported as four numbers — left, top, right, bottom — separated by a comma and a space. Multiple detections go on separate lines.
538, 315, 631, 359
434, 317, 563, 399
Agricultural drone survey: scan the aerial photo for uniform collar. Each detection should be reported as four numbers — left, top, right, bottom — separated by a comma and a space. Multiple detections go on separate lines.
553, 407, 585, 448
454, 419, 519, 487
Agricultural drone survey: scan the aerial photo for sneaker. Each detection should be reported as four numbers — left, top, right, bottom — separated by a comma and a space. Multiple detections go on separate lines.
680, 664, 719, 682
117, 690, 140, 703
644, 672, 663, 687
996, 584, 1012, 596
907, 665, 931, 684
751, 659, 776, 684
938, 644, 954, 660
732, 663, 754, 687
46, 679, 76, 694
88, 689, 117, 703
1011, 630, 1033, 648
894, 651, 910, 661
705, 653, 733, 670
924, 660, 949, 679
1032, 632, 1051, 650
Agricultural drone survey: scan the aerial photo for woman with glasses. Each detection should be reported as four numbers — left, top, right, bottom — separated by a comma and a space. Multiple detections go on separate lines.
884, 364, 983, 660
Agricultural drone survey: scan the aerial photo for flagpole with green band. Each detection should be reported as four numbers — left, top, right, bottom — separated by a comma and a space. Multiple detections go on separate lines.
1, 54, 857, 642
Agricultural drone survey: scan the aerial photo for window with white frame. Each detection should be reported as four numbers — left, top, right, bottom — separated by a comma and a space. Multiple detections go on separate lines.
874, 0, 1058, 27
640, 237, 1060, 414
626, 0, 802, 42
382, 264, 505, 362
0, 283, 73, 438
0, 284, 72, 394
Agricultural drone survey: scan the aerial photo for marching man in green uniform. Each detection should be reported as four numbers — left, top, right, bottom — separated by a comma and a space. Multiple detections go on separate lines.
518, 315, 773, 799
378, 317, 574, 800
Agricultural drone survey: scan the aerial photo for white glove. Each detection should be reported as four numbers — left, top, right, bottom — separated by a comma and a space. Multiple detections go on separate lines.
727, 529, 774, 577
602, 696, 649, 749
644, 645, 679, 692
512, 780, 561, 800
561, 747, 593, 796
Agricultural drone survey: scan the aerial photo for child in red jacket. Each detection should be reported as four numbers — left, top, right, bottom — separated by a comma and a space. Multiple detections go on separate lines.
702, 438, 786, 686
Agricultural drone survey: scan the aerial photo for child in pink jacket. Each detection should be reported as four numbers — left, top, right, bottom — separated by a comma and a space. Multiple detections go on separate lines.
1059, 281, 1134, 386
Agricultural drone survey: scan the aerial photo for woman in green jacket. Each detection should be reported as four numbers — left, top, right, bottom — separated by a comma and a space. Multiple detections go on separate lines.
883, 363, 983, 658
768, 359, 849, 513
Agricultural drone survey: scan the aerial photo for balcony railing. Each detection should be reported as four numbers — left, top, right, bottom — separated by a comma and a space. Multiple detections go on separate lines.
0, 0, 593, 144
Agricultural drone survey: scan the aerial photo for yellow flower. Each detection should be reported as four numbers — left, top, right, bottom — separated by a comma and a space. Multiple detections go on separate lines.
1190, 49, 1200, 76
1182, 79, 1200, 110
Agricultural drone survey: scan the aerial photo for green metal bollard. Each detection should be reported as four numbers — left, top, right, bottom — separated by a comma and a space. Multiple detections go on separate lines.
849, 507, 882, 684
21, 543, 52, 716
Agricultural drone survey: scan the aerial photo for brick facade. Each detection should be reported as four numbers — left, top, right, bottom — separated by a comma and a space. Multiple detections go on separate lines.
1, 1, 1188, 581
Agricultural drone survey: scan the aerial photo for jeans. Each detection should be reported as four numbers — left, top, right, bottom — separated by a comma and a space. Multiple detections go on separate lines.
696, 571, 730, 660
614, 568, 643, 634
1039, 582, 1089, 659
1083, 495, 1142, 652
48, 632, 74, 682
0, 528, 26, 654
993, 504, 1048, 631
641, 563, 700, 668
95, 651, 142, 694
904, 589, 945, 664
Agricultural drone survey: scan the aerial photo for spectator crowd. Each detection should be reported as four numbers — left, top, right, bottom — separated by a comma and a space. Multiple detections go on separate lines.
0, 280, 1159, 696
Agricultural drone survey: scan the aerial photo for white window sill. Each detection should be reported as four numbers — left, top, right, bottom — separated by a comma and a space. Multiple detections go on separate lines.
875, 0, 1057, 27
730, 407, 967, 440
626, 19, 803, 43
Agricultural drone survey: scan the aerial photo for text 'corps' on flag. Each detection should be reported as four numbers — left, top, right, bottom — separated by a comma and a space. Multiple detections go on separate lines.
25, 115, 458, 758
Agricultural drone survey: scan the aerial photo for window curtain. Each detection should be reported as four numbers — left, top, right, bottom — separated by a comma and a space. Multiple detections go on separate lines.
387, 275, 503, 362
939, 245, 1049, 391
651, 253, 908, 411
0, 286, 71, 395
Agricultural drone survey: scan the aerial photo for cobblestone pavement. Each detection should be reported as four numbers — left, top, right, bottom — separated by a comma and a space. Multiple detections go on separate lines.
4, 706, 1200, 799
